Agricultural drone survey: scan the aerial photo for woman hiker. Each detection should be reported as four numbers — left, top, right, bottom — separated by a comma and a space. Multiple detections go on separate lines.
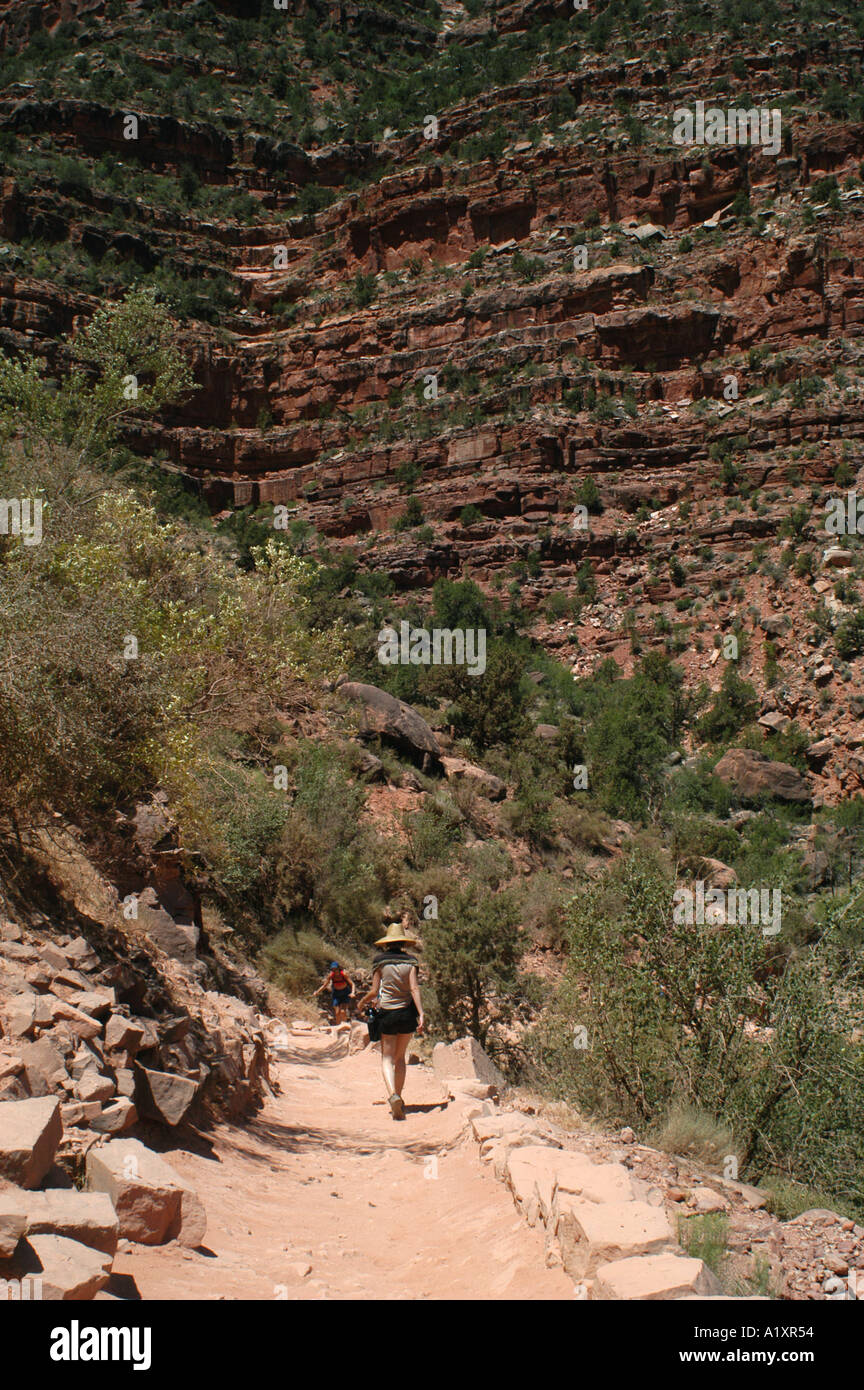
314, 961, 355, 1024
356, 921, 424, 1121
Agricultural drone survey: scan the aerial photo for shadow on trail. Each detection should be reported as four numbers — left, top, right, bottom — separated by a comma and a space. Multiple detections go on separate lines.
270, 1036, 349, 1066
215, 1113, 443, 1165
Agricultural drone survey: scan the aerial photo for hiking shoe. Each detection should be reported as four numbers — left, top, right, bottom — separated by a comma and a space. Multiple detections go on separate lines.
388, 1093, 406, 1121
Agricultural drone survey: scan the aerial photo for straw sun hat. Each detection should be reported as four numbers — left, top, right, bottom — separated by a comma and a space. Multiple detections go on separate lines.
374, 921, 421, 950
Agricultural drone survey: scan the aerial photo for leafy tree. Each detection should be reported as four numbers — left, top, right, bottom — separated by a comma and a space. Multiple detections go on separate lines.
581, 655, 684, 819
0, 285, 196, 468
574, 474, 603, 514
432, 576, 492, 631
423, 882, 526, 1048
697, 664, 758, 744
447, 643, 529, 750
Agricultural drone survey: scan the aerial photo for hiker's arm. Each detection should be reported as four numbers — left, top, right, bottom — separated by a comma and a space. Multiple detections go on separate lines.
356, 969, 381, 1010
409, 966, 424, 1032
312, 977, 328, 996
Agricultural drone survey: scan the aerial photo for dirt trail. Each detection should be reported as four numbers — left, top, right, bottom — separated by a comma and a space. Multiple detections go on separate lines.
112, 1033, 574, 1301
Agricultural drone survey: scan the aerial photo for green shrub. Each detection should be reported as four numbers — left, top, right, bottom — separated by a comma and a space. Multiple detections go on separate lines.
835, 610, 864, 661
422, 881, 526, 1049
459, 503, 483, 526
351, 271, 377, 307
697, 665, 758, 744
532, 852, 864, 1214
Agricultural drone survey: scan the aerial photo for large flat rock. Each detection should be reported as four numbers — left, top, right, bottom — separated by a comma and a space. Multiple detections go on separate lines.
0, 1232, 113, 1300
713, 747, 811, 803
3, 1188, 119, 1256
507, 1145, 635, 1228
593, 1252, 723, 1300
557, 1197, 674, 1279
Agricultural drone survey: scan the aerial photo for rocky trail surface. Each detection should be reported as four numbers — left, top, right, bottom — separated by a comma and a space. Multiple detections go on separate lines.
4, 1013, 862, 1301
113, 1031, 573, 1301
107, 1026, 864, 1304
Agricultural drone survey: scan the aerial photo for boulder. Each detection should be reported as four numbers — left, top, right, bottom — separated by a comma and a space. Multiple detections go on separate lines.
86, 1138, 206, 1247
713, 747, 811, 803
557, 1198, 674, 1278
104, 1015, 147, 1055
802, 847, 831, 889
3, 992, 46, 1039
75, 1070, 116, 1104
699, 857, 737, 888
114, 1068, 136, 1099
823, 548, 854, 568
338, 681, 442, 765
64, 937, 100, 970
0, 1096, 63, 1188
553, 1154, 635, 1208
1, 1232, 112, 1300
506, 1145, 561, 1226
89, 1099, 138, 1135
135, 1066, 198, 1127
440, 756, 506, 801
758, 711, 791, 734
806, 738, 833, 768
67, 988, 115, 1020
38, 943, 70, 972
45, 999, 102, 1041
354, 749, 385, 782
60, 1101, 102, 1128
593, 1252, 723, 1300
689, 1185, 730, 1214
18, 1038, 68, 1096
432, 1037, 506, 1091
446, 1078, 496, 1101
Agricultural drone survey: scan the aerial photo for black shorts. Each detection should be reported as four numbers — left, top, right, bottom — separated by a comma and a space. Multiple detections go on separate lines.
378, 1003, 419, 1036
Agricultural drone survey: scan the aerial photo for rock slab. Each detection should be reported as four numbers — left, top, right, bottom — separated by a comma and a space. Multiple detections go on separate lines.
85, 1137, 206, 1248
0, 1096, 63, 1188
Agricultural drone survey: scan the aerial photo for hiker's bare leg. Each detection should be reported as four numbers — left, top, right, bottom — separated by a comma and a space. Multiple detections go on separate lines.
394, 1033, 411, 1097
381, 1033, 398, 1097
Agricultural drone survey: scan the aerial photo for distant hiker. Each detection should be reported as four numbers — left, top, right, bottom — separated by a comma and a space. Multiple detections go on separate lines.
314, 961, 354, 1024
356, 922, 424, 1122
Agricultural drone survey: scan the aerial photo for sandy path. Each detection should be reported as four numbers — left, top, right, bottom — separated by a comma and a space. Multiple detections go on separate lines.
112, 1033, 574, 1301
